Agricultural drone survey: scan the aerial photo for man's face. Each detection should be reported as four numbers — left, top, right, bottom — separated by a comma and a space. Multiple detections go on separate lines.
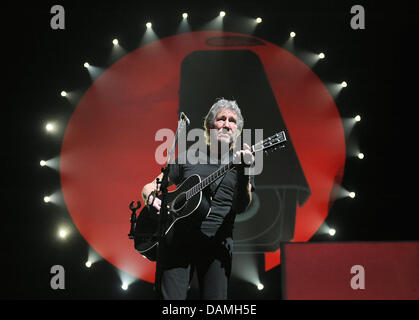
210, 108, 238, 145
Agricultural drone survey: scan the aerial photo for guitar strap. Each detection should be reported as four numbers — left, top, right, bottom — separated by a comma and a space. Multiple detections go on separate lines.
203, 148, 232, 197
210, 170, 227, 197
209, 152, 233, 197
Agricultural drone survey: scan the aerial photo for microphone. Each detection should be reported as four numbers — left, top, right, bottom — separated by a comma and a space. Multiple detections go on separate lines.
180, 112, 190, 125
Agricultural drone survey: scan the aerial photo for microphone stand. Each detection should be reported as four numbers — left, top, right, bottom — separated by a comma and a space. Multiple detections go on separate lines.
155, 112, 189, 278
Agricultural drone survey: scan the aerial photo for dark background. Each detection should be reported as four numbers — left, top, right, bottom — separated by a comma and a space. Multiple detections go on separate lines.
1, 0, 417, 303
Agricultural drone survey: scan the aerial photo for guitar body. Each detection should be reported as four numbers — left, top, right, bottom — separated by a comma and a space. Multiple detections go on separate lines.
134, 174, 211, 261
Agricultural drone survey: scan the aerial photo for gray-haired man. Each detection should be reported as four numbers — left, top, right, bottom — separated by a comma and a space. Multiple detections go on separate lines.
142, 99, 255, 300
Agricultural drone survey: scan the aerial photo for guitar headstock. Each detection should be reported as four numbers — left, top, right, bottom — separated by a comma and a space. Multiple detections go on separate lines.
252, 131, 287, 154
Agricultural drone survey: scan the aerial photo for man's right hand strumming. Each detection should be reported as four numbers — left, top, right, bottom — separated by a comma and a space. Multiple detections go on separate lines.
142, 172, 171, 213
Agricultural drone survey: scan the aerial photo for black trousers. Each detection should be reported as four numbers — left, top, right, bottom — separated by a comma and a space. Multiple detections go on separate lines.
155, 231, 233, 300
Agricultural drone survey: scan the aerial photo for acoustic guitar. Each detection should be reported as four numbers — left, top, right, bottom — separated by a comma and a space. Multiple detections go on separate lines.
134, 131, 287, 260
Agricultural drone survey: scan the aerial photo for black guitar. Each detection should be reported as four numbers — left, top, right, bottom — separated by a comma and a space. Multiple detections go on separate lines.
134, 131, 287, 260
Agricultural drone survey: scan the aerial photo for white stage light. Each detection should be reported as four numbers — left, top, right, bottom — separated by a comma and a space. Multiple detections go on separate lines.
329, 228, 336, 236
112, 39, 118, 45
256, 17, 262, 23
44, 196, 51, 203
40, 160, 47, 167
318, 52, 325, 59
45, 123, 55, 132
58, 228, 68, 239
290, 31, 296, 38
257, 283, 264, 290
146, 22, 152, 28
349, 192, 356, 198
341, 81, 348, 88
60, 91, 67, 97
117, 271, 137, 292
182, 13, 188, 19
220, 11, 226, 17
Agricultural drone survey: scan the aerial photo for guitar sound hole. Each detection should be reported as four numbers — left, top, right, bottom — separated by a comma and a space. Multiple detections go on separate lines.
172, 192, 187, 212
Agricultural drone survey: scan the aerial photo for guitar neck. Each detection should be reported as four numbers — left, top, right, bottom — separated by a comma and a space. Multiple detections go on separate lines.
186, 161, 234, 200
184, 130, 286, 200
186, 146, 257, 199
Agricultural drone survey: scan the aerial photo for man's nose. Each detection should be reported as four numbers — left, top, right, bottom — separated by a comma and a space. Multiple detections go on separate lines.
223, 120, 232, 129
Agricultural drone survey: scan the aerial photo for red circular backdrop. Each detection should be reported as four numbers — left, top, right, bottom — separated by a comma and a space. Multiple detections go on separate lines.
60, 31, 345, 283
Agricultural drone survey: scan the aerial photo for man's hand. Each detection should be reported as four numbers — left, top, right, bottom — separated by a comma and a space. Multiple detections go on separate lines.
232, 143, 254, 212
142, 173, 171, 214
146, 193, 170, 213
147, 193, 162, 212
233, 143, 255, 167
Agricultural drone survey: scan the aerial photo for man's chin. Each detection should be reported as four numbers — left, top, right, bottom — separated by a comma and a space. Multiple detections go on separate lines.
217, 136, 232, 144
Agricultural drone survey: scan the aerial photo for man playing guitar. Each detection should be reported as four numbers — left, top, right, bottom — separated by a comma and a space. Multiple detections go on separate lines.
141, 98, 255, 300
